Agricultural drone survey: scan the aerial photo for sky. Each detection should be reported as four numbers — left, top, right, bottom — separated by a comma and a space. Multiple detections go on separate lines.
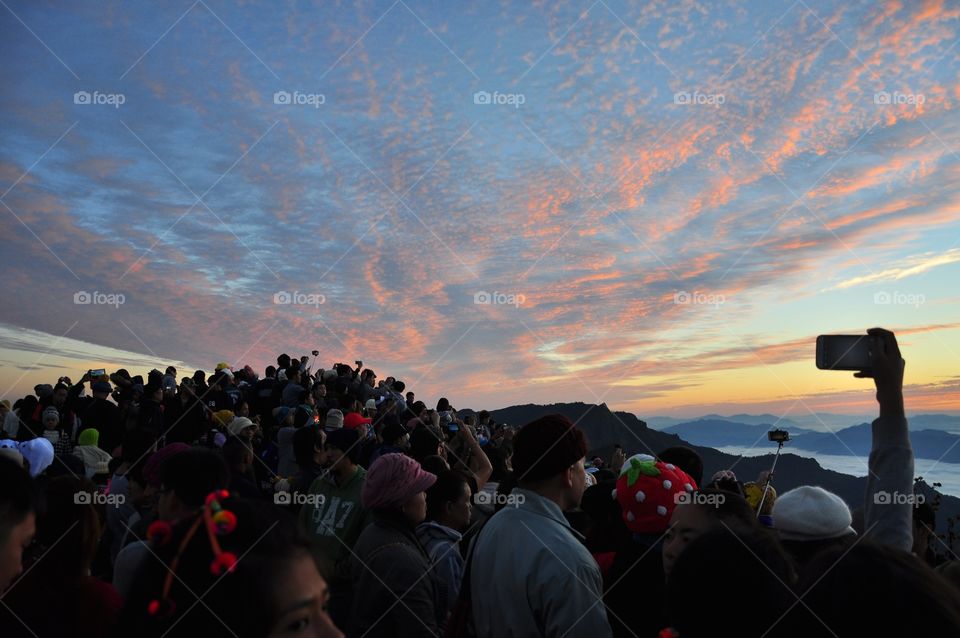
1, 0, 959, 420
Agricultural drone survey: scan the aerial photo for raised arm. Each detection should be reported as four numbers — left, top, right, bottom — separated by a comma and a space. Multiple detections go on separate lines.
857, 327, 913, 551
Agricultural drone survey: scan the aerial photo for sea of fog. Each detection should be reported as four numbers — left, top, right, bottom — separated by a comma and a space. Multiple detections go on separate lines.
716, 445, 960, 498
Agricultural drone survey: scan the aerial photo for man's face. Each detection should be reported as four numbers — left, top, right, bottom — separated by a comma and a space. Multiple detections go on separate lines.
53, 388, 67, 406
324, 445, 347, 469
0, 512, 35, 593
567, 458, 587, 508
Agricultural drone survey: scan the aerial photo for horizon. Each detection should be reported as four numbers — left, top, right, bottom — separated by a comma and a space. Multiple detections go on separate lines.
2, 2, 960, 417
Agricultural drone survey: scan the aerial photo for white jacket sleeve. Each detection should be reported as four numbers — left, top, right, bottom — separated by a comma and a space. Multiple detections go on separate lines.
864, 415, 914, 551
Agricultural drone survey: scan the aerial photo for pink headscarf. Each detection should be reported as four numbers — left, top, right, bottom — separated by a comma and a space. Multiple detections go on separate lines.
362, 453, 436, 510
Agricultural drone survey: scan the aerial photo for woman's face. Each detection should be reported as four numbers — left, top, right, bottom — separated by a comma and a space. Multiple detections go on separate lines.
402, 491, 428, 526
268, 555, 343, 638
662, 504, 714, 577
237, 403, 250, 417
447, 481, 473, 531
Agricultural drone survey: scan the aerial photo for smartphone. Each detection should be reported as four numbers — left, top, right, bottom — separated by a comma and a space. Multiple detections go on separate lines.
816, 335, 873, 371
89, 368, 106, 378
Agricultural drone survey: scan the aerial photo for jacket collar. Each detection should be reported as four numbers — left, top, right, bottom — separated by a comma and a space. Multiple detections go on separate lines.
324, 464, 365, 488
512, 488, 585, 541
417, 520, 463, 542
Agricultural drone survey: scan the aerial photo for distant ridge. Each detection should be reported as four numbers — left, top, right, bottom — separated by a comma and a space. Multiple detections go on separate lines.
480, 402, 959, 549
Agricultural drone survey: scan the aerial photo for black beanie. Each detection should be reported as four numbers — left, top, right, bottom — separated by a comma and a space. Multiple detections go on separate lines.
512, 414, 588, 483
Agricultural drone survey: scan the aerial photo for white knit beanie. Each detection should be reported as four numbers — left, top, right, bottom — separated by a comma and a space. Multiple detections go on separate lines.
773, 485, 856, 541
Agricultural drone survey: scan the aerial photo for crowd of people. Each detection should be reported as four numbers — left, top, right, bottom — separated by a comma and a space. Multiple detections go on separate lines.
1, 328, 959, 637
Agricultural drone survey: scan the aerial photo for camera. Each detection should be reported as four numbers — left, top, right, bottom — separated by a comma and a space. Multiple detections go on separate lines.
312, 350, 319, 356
768, 429, 790, 443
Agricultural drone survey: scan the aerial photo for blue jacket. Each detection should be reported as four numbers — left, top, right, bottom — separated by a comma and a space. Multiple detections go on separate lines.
470, 488, 613, 637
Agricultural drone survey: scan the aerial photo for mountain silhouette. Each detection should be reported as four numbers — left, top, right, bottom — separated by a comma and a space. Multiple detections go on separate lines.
483, 402, 959, 550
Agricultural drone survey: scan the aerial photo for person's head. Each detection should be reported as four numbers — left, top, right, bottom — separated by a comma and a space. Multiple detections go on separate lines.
362, 369, 376, 386
0, 399, 9, 420
294, 405, 313, 428
324, 409, 343, 431
662, 489, 757, 576
424, 470, 472, 531
158, 448, 229, 521
228, 417, 257, 440
485, 442, 513, 481
436, 397, 450, 413
127, 462, 152, 508
91, 380, 112, 400
419, 454, 450, 476
293, 426, 326, 470
312, 382, 327, 399
0, 458, 39, 592
288, 367, 301, 383
392, 380, 405, 394
406, 391, 415, 404
408, 427, 445, 463
121, 496, 343, 638
324, 429, 360, 473
235, 400, 250, 418
52, 384, 69, 407
657, 446, 703, 487
277, 353, 291, 370
145, 383, 163, 403
787, 542, 960, 636
666, 526, 796, 638
614, 455, 698, 537
511, 414, 588, 510
773, 485, 856, 570
381, 423, 410, 449
223, 437, 254, 473
362, 453, 437, 526
42, 406, 60, 430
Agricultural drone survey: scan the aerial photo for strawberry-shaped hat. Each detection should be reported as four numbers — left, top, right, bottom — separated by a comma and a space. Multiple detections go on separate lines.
613, 454, 697, 534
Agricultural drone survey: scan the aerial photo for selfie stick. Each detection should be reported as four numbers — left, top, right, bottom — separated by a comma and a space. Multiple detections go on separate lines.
756, 440, 784, 518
